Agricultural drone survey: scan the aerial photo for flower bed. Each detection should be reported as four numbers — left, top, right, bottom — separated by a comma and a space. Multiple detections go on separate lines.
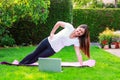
98, 28, 120, 49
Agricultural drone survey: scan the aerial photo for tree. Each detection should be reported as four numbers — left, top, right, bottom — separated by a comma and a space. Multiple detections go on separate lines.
0, 0, 49, 46
115, 0, 118, 7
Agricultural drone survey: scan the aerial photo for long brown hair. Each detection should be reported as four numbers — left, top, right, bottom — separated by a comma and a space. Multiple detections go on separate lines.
78, 24, 90, 58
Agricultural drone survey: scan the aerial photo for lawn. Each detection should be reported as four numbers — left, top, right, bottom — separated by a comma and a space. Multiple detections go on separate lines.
0, 46, 120, 80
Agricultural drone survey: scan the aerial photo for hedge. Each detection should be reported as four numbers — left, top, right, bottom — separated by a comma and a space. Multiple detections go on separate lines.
73, 8, 120, 42
45, 0, 73, 33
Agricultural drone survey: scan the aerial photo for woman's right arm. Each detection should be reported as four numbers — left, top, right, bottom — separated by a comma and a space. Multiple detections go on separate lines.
50, 21, 66, 39
74, 46, 83, 66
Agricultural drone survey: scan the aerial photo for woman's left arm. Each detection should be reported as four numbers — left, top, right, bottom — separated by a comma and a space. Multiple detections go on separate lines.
74, 46, 83, 66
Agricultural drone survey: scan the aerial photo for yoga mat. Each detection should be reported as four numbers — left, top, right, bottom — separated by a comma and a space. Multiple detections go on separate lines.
62, 60, 95, 67
0, 59, 96, 67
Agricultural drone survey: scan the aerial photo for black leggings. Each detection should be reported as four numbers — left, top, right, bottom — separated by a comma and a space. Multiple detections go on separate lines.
19, 38, 55, 64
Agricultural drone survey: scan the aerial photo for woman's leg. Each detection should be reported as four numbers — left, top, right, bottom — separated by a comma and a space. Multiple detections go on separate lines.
26, 46, 56, 64
19, 38, 55, 64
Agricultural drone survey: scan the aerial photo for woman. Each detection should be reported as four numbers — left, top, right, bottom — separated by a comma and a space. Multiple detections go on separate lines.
19, 21, 90, 66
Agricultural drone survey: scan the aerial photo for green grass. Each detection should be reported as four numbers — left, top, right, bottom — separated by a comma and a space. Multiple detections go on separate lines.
0, 46, 120, 80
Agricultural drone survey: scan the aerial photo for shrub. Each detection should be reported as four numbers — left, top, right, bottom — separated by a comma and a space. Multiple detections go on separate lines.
98, 27, 114, 48
0, 0, 48, 27
0, 34, 15, 47
0, 0, 49, 46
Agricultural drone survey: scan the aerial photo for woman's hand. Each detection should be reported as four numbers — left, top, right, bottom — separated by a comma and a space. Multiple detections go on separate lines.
49, 21, 66, 40
74, 46, 83, 66
50, 33, 54, 40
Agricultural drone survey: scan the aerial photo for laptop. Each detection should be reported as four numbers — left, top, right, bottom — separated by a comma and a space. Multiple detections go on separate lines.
38, 58, 62, 72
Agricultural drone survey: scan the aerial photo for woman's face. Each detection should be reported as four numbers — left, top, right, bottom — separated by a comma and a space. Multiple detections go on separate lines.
74, 27, 85, 37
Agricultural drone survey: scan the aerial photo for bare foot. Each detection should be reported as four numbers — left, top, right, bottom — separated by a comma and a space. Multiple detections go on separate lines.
12, 60, 19, 64
30, 62, 38, 65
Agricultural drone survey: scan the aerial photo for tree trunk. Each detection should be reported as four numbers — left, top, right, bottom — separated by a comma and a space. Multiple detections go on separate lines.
115, 0, 117, 8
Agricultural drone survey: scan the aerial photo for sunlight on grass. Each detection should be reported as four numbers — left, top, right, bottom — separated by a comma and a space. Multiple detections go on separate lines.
0, 46, 120, 80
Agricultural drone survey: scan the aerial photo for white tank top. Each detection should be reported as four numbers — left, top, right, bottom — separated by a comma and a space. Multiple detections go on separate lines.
48, 23, 80, 52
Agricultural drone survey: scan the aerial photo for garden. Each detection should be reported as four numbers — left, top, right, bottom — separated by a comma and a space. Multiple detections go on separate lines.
0, 0, 120, 80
